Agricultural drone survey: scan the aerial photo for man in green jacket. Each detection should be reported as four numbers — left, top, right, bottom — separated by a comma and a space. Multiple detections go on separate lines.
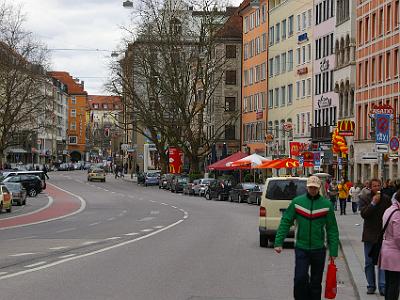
274, 175, 339, 300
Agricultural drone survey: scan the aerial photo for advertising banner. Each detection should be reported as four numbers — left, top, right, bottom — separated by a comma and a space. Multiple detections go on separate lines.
168, 147, 183, 174
375, 114, 391, 144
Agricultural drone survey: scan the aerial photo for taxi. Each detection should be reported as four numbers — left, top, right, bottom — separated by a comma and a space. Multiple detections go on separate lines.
87, 168, 106, 182
0, 184, 13, 213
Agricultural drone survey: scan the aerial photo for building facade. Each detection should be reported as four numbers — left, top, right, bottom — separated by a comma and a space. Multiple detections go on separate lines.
267, 0, 314, 161
355, 0, 400, 181
239, 0, 269, 156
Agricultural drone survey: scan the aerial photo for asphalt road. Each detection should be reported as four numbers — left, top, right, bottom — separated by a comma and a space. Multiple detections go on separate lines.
0, 171, 357, 300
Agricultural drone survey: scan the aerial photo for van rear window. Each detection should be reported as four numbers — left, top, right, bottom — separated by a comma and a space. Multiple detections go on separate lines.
266, 180, 307, 200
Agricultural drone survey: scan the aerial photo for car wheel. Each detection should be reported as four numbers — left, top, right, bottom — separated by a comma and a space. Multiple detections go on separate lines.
228, 195, 232, 202
28, 189, 37, 197
6, 205, 11, 213
218, 194, 223, 201
205, 192, 211, 200
23, 198, 26, 205
238, 195, 242, 203
260, 233, 268, 248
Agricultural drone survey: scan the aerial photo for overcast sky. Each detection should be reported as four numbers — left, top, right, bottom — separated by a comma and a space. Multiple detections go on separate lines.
16, 0, 241, 95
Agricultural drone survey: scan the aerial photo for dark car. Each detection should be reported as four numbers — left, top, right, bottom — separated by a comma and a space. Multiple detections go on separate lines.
4, 182, 27, 205
0, 170, 46, 190
204, 179, 234, 201
247, 184, 264, 205
159, 174, 172, 189
2, 175, 42, 197
170, 176, 189, 193
137, 172, 146, 185
228, 182, 260, 203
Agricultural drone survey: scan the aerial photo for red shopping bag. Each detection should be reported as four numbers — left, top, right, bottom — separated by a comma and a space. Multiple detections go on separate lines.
324, 258, 337, 299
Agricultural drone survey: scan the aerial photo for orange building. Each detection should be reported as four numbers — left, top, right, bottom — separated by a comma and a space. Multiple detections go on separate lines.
355, 0, 400, 181
49, 71, 88, 162
239, 0, 269, 156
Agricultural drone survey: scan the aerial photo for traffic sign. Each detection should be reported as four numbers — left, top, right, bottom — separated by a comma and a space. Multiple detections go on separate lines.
121, 143, 129, 151
376, 144, 389, 153
375, 114, 390, 144
390, 137, 399, 151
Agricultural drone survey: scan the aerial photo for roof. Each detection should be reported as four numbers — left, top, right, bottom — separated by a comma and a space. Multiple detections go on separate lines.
207, 152, 249, 171
216, 13, 242, 39
88, 95, 122, 110
48, 71, 87, 95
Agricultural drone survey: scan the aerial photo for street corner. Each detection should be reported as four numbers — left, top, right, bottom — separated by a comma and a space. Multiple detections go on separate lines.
0, 183, 85, 230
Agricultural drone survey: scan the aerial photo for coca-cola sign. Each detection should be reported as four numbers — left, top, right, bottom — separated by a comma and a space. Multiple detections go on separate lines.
317, 95, 332, 108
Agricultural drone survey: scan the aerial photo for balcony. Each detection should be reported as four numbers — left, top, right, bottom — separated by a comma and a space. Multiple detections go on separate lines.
311, 126, 332, 142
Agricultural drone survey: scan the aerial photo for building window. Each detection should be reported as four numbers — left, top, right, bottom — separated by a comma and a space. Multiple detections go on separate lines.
288, 50, 293, 71
70, 122, 76, 130
307, 78, 312, 96
378, 55, 383, 81
275, 56, 280, 75
386, 51, 391, 79
71, 96, 76, 105
281, 86, 286, 106
296, 81, 300, 99
288, 15, 294, 36
288, 84, 293, 105
71, 109, 76, 117
276, 23, 280, 43
268, 90, 273, 108
387, 4, 392, 32
365, 16, 369, 42
269, 58, 274, 77
372, 57, 376, 82
225, 125, 235, 140
275, 88, 279, 107
93, 103, 99, 109
69, 136, 77, 144
225, 97, 236, 111
282, 19, 287, 40
281, 52, 287, 73
395, 1, 400, 28
395, 48, 399, 77
379, 8, 384, 36
372, 13, 376, 38
225, 70, 236, 85
103, 103, 108, 109
225, 45, 236, 58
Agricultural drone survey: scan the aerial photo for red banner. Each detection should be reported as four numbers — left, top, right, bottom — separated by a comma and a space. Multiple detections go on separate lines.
290, 142, 309, 156
168, 147, 183, 174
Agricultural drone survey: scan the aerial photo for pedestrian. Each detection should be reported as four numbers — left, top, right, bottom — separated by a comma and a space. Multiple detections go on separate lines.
328, 179, 339, 211
114, 165, 120, 179
274, 175, 339, 300
359, 178, 392, 296
345, 180, 353, 203
42, 165, 50, 179
382, 179, 396, 200
338, 179, 349, 215
379, 191, 400, 300
349, 182, 362, 214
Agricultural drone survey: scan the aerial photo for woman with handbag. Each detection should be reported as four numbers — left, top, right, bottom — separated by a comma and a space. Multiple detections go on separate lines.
379, 192, 400, 300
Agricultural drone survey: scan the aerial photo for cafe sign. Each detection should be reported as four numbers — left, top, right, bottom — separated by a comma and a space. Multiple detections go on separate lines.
317, 95, 332, 108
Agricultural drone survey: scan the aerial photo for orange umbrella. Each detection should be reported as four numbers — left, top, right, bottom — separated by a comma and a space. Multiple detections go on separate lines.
257, 158, 299, 169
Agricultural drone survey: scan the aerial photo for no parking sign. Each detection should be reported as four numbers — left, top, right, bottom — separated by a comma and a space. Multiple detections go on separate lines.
390, 136, 399, 152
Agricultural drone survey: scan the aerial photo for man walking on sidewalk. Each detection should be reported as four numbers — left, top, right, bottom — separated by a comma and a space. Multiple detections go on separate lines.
359, 178, 392, 296
274, 176, 339, 300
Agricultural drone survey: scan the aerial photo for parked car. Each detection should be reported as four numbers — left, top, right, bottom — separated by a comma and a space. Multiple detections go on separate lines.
0, 184, 12, 213
165, 174, 176, 190
183, 179, 199, 195
228, 182, 260, 203
87, 169, 106, 182
258, 177, 327, 248
247, 184, 264, 205
204, 179, 234, 201
170, 175, 189, 193
4, 182, 27, 206
159, 174, 173, 189
144, 172, 159, 186
192, 178, 217, 196
2, 175, 42, 197
137, 172, 146, 184
0, 170, 46, 190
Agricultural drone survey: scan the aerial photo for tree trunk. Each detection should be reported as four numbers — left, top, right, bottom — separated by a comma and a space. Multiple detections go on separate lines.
189, 154, 201, 174
158, 152, 168, 174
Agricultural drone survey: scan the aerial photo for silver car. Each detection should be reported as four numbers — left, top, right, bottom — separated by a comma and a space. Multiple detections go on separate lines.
193, 178, 217, 196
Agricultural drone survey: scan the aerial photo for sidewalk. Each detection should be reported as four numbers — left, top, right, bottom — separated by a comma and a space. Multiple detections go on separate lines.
122, 174, 137, 183
336, 208, 383, 300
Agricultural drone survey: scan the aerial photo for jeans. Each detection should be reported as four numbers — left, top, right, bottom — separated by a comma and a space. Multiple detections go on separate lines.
339, 198, 347, 215
385, 270, 400, 300
351, 202, 358, 214
330, 196, 337, 211
294, 247, 326, 300
364, 242, 385, 292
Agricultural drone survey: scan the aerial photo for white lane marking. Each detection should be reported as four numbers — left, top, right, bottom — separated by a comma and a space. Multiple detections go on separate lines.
58, 254, 76, 259
150, 211, 159, 215
0, 218, 184, 280
124, 232, 139, 236
55, 228, 76, 233
9, 253, 35, 257
24, 261, 46, 268
0, 197, 53, 221
111, 191, 116, 194
89, 222, 100, 226
0, 183, 87, 231
49, 246, 68, 250
160, 203, 168, 206
82, 241, 97, 246
138, 217, 154, 222
103, 189, 109, 192
153, 226, 164, 229
141, 228, 153, 232
107, 218, 115, 221
179, 209, 185, 212
184, 212, 188, 219
149, 200, 156, 203
106, 237, 121, 240
171, 206, 177, 209
7, 235, 38, 241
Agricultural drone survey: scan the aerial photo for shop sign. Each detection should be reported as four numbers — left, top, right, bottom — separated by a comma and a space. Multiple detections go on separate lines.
320, 58, 330, 72
370, 103, 394, 115
337, 120, 355, 136
282, 122, 293, 132
297, 67, 308, 75
298, 33, 308, 43
256, 111, 263, 120
317, 95, 332, 108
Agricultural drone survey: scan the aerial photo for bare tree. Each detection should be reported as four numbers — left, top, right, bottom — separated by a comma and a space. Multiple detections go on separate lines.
0, 1, 50, 166
108, 0, 240, 174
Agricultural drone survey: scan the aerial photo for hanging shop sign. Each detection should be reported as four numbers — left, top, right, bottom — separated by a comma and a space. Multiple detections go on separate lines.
298, 32, 308, 43
370, 104, 394, 116
317, 95, 332, 108
337, 120, 355, 136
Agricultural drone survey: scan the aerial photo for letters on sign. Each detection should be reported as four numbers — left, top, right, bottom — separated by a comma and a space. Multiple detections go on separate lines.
317, 95, 332, 108
320, 58, 330, 72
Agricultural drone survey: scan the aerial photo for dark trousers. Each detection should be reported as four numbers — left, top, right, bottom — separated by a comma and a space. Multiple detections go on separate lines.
294, 247, 326, 300
339, 198, 347, 215
385, 270, 400, 300
351, 202, 358, 213
330, 196, 337, 211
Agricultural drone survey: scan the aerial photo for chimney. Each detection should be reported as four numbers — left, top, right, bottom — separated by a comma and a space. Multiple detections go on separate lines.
81, 80, 84, 89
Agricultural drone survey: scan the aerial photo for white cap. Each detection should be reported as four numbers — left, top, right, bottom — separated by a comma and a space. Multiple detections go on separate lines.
307, 176, 321, 188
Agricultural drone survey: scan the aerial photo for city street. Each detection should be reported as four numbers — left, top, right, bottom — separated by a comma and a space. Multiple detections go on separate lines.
0, 171, 357, 300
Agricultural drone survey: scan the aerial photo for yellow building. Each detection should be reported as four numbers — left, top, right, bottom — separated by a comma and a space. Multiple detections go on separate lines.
267, 0, 314, 160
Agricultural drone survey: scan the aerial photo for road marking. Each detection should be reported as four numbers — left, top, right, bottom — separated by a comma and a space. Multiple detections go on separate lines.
82, 241, 97, 246
103, 189, 109, 192
107, 217, 115, 221
154, 226, 164, 229
138, 217, 154, 222
111, 191, 116, 194
141, 228, 153, 232
49, 246, 69, 250
149, 200, 156, 203
184, 212, 188, 219
55, 228, 76, 233
106, 237, 121, 240
160, 203, 168, 206
9, 253, 35, 257
171, 205, 177, 209
150, 211, 160, 215
124, 232, 139, 236
8, 235, 38, 241
0, 197, 53, 222
0, 219, 185, 281
58, 254, 76, 259
89, 222, 100, 226
0, 183, 88, 231
24, 261, 47, 268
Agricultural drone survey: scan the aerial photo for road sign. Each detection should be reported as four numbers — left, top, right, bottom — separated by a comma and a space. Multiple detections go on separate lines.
390, 137, 399, 151
376, 144, 389, 153
375, 114, 391, 144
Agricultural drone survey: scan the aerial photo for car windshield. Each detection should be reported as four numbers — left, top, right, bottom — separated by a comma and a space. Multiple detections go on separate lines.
266, 179, 307, 200
242, 183, 257, 190
4, 183, 21, 191
146, 173, 158, 177
93, 169, 104, 173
